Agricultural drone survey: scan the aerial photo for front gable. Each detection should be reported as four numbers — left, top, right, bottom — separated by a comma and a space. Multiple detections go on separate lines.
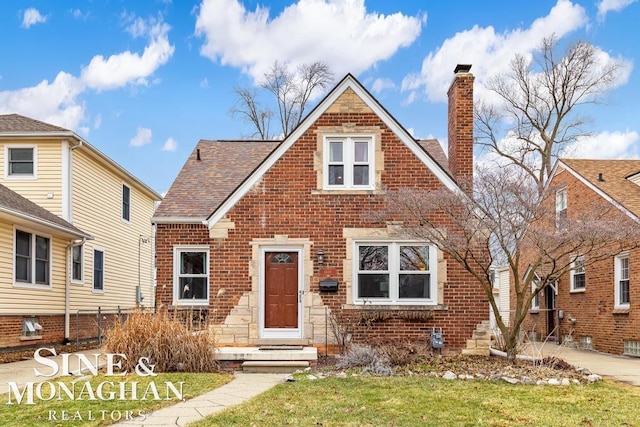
205, 74, 460, 229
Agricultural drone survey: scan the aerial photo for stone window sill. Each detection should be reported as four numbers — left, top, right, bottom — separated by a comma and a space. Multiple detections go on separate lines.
613, 308, 630, 315
20, 335, 43, 341
342, 304, 448, 311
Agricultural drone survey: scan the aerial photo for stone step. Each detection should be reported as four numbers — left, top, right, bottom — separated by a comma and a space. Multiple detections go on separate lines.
473, 330, 489, 339
461, 348, 490, 356
242, 361, 310, 373
216, 346, 318, 362
467, 339, 490, 349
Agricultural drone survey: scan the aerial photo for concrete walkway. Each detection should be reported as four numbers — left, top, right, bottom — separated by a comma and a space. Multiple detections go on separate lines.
112, 372, 286, 427
523, 342, 640, 386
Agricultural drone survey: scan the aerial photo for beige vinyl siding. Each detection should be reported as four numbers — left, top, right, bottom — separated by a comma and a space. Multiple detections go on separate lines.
0, 139, 64, 216
70, 149, 156, 312
0, 219, 67, 314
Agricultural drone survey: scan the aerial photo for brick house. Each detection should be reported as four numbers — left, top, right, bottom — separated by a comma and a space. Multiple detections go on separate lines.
523, 159, 640, 356
153, 66, 488, 353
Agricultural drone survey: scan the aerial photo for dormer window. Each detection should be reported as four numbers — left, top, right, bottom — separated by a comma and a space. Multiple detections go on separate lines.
324, 136, 374, 190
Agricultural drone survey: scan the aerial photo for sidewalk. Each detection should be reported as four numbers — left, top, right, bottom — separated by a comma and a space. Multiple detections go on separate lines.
112, 372, 286, 427
523, 342, 640, 386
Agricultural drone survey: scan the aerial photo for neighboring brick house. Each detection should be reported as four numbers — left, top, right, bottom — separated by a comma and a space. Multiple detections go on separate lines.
0, 114, 161, 349
153, 66, 488, 353
523, 159, 640, 356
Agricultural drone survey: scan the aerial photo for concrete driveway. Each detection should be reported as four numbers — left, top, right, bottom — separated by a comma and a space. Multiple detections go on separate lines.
524, 342, 640, 386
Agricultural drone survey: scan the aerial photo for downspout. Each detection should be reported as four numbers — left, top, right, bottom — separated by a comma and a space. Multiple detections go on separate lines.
63, 139, 84, 343
65, 238, 86, 343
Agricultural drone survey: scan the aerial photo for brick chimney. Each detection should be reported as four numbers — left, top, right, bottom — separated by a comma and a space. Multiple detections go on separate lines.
447, 64, 474, 193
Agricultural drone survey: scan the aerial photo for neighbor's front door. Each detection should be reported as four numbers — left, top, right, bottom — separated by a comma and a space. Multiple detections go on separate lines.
264, 251, 299, 331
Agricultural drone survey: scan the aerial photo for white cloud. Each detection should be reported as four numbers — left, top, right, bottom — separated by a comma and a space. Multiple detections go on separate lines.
0, 71, 85, 129
195, 0, 423, 81
70, 9, 89, 20
597, 0, 637, 19
130, 127, 152, 147
162, 137, 178, 151
81, 17, 175, 91
94, 114, 102, 129
371, 77, 395, 94
200, 77, 209, 88
1, 13, 174, 133
402, 0, 588, 103
22, 8, 47, 29
563, 130, 640, 158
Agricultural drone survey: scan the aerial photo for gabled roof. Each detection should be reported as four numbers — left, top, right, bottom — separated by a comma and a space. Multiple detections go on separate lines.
0, 184, 91, 238
0, 113, 162, 201
190, 74, 461, 228
153, 140, 280, 221
557, 158, 640, 221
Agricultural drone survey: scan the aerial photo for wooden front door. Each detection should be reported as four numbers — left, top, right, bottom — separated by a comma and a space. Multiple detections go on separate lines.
264, 252, 299, 329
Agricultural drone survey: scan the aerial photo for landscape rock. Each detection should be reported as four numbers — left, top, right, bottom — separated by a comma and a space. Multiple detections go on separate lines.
561, 378, 571, 386
547, 378, 560, 386
587, 374, 602, 383
501, 377, 519, 384
307, 374, 318, 381
443, 371, 457, 380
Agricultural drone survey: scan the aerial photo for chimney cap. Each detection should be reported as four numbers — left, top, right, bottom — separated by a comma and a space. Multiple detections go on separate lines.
454, 64, 472, 74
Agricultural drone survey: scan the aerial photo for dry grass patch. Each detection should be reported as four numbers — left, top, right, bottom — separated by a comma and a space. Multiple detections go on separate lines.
104, 309, 218, 373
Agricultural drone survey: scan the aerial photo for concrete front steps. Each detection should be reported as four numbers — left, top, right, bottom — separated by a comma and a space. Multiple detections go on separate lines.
216, 346, 318, 373
462, 320, 491, 356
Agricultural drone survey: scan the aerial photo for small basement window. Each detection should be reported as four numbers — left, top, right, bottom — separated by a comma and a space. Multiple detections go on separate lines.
624, 340, 640, 357
22, 317, 42, 338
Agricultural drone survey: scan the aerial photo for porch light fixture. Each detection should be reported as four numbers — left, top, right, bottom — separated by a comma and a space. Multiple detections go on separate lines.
317, 250, 325, 264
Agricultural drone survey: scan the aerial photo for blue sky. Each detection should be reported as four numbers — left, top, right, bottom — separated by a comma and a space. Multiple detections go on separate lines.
0, 0, 638, 194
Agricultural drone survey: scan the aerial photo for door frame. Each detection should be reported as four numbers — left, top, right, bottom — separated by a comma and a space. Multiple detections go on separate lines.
259, 246, 304, 339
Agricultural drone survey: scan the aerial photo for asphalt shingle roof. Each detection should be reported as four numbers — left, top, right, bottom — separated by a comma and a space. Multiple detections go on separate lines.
154, 140, 281, 219
0, 184, 90, 237
0, 113, 70, 133
561, 158, 640, 219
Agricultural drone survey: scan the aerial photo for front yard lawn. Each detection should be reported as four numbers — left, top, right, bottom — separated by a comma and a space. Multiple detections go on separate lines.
192, 375, 640, 426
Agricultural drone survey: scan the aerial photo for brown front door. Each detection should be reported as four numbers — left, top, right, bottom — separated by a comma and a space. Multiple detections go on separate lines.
265, 252, 299, 329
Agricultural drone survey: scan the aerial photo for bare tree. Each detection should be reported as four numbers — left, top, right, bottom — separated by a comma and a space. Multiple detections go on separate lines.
231, 61, 333, 139
382, 167, 639, 363
475, 35, 623, 195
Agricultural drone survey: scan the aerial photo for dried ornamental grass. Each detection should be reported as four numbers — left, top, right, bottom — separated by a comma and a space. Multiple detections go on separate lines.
104, 309, 219, 373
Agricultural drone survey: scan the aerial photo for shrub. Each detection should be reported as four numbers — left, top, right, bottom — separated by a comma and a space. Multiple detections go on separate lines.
104, 309, 219, 373
336, 344, 394, 376
373, 338, 431, 366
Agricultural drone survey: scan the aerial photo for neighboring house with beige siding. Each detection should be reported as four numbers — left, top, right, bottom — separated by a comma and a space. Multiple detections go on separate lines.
0, 114, 161, 350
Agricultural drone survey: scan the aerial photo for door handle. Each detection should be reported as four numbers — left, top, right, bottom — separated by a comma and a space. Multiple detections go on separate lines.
298, 290, 304, 303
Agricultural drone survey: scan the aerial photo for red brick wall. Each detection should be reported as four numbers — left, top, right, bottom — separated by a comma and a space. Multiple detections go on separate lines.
156, 110, 488, 352
0, 313, 103, 349
523, 170, 640, 355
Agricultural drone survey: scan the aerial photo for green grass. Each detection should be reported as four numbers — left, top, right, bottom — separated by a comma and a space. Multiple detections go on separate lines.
192, 375, 640, 427
0, 372, 232, 427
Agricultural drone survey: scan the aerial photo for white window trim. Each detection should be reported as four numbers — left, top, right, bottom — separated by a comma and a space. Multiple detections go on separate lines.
353, 240, 437, 306
4, 145, 38, 180
13, 227, 52, 289
122, 183, 131, 223
323, 134, 375, 190
614, 252, 630, 309
92, 247, 105, 293
71, 244, 84, 285
173, 245, 210, 306
570, 254, 586, 293
531, 281, 540, 312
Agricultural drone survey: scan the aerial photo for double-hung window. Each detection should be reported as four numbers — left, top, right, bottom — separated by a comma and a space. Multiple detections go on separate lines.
615, 254, 630, 308
325, 136, 374, 189
570, 255, 586, 292
14, 229, 50, 287
5, 146, 37, 179
355, 242, 436, 305
72, 245, 83, 282
93, 249, 104, 291
122, 184, 131, 222
174, 246, 209, 306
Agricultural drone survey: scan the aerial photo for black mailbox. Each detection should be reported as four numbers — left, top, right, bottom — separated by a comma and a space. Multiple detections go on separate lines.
319, 279, 338, 292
